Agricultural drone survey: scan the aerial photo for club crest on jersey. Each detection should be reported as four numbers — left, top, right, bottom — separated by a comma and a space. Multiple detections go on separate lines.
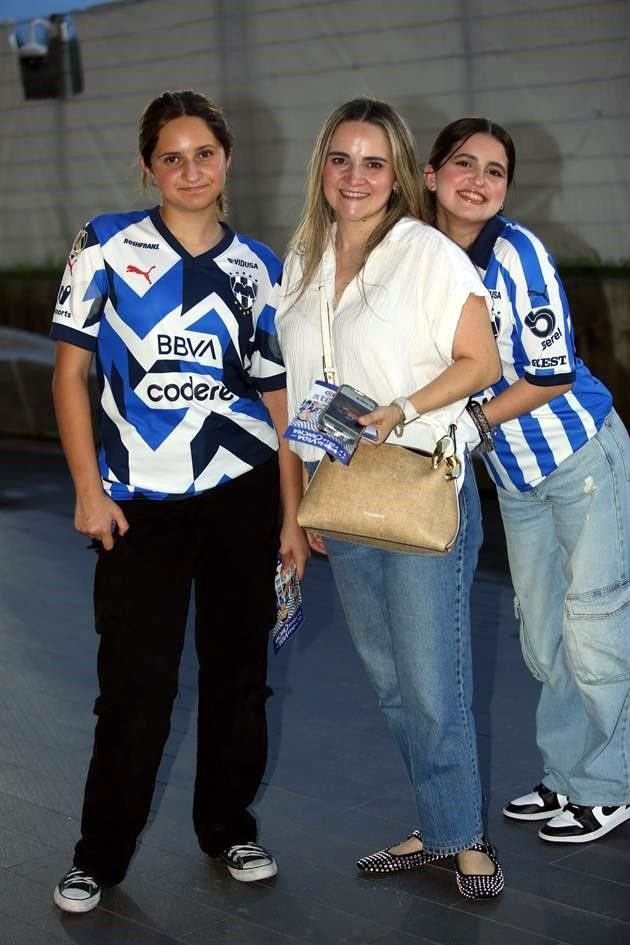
71, 228, 88, 255
230, 274, 257, 313
67, 227, 88, 275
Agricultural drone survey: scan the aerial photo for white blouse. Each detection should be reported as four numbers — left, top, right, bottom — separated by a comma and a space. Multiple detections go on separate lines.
276, 217, 490, 468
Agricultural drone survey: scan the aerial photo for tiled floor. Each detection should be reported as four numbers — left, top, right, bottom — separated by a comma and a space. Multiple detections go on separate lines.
1, 436, 629, 944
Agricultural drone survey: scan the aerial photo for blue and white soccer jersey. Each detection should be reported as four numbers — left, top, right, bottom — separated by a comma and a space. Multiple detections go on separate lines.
469, 216, 612, 492
51, 208, 285, 499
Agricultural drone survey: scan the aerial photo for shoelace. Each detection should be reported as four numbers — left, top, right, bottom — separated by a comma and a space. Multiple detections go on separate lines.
228, 843, 268, 863
63, 868, 98, 891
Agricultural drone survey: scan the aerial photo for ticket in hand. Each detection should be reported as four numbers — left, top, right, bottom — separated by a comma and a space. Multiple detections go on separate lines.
271, 559, 304, 653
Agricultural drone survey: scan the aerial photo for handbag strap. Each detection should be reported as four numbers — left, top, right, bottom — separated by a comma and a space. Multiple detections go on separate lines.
319, 286, 337, 385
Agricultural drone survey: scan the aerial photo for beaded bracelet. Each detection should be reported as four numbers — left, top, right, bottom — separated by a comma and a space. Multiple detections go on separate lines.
465, 400, 495, 453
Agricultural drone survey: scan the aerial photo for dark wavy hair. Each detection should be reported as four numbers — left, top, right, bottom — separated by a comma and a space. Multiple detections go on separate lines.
424, 117, 516, 224
138, 89, 233, 213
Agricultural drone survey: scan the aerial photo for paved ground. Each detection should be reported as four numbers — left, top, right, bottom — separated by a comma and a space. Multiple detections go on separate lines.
1, 436, 629, 945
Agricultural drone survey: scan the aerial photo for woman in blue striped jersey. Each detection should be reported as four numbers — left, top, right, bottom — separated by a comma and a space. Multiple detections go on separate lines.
424, 117, 630, 846
50, 89, 309, 914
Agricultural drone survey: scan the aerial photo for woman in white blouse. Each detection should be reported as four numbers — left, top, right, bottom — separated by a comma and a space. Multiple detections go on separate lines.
276, 98, 504, 899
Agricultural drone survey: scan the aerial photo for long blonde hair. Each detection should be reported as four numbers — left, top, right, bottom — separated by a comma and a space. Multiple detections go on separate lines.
288, 98, 424, 297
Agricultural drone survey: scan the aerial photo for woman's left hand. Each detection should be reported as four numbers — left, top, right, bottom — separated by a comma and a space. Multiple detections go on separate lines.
279, 518, 311, 580
358, 403, 403, 445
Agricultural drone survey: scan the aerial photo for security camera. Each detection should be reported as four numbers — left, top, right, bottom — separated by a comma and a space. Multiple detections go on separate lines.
11, 18, 51, 60
17, 40, 48, 59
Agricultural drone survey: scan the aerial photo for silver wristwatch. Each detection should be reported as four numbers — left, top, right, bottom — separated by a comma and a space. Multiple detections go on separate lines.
390, 397, 419, 437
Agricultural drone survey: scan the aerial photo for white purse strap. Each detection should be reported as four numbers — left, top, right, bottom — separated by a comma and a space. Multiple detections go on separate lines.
319, 286, 337, 385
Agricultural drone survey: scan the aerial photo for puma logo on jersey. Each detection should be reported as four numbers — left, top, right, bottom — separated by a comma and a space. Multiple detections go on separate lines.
126, 264, 156, 284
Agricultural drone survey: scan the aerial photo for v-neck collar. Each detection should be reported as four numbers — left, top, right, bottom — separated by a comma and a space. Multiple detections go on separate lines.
149, 206, 234, 262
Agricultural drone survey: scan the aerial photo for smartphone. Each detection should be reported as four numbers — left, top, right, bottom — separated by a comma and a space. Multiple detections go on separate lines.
317, 384, 379, 443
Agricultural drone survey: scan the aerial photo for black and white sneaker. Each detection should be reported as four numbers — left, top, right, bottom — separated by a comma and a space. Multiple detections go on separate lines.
503, 783, 568, 821
539, 803, 630, 843
220, 842, 278, 882
53, 866, 101, 913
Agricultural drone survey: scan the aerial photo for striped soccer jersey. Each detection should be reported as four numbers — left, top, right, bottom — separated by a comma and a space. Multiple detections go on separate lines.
51, 208, 285, 500
469, 216, 612, 492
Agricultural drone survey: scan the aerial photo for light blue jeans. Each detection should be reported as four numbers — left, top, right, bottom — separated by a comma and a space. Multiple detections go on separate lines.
496, 409, 630, 805
325, 459, 485, 855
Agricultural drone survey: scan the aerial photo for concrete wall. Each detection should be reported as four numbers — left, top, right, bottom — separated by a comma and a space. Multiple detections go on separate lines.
1, 1, 628, 438
563, 273, 630, 424
0, 0, 629, 267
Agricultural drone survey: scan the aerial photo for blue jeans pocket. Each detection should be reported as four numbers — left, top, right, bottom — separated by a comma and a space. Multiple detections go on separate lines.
565, 580, 630, 683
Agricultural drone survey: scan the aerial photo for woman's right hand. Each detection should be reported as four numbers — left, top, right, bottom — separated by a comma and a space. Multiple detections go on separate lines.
53, 341, 129, 552
74, 492, 129, 550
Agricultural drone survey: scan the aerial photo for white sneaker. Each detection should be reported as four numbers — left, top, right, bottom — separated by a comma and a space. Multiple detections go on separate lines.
53, 866, 101, 913
503, 783, 568, 821
220, 842, 278, 882
539, 803, 630, 843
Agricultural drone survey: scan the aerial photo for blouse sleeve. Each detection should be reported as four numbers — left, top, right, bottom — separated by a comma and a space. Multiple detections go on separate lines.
419, 228, 491, 363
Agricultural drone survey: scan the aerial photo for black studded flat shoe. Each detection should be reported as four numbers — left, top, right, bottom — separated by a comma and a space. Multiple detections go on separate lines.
454, 837, 504, 899
357, 830, 446, 873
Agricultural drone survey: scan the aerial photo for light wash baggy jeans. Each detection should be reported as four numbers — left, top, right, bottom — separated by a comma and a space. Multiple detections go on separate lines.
496, 409, 630, 805
324, 458, 485, 855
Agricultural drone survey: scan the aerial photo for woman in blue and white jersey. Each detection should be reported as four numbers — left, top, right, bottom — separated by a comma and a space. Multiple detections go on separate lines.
50, 90, 309, 914
425, 117, 630, 846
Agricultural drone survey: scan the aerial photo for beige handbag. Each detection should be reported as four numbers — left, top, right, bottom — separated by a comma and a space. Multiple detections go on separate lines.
296, 289, 460, 555
298, 440, 459, 554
